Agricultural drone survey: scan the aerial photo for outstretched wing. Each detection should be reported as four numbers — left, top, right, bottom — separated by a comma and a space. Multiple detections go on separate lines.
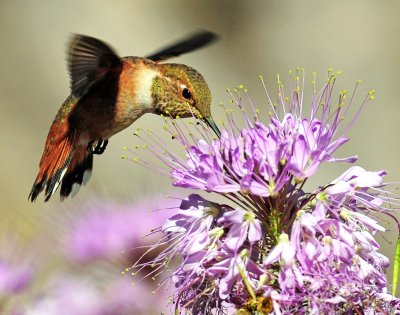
146, 30, 219, 62
68, 34, 122, 98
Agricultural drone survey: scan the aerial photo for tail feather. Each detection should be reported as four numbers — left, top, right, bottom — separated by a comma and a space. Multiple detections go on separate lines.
29, 134, 76, 202
44, 152, 73, 201
60, 147, 93, 200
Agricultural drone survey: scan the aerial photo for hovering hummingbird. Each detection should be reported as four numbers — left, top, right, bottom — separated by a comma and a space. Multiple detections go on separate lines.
29, 31, 220, 202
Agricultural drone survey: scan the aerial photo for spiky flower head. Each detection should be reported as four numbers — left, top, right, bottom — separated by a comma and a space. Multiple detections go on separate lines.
127, 69, 400, 314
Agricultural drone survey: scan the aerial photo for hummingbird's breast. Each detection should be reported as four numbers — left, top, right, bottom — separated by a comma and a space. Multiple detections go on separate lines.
112, 58, 160, 133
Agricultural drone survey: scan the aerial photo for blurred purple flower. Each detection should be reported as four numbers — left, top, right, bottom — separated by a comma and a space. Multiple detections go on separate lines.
130, 70, 400, 314
0, 260, 32, 296
65, 197, 177, 262
0, 239, 35, 314
17, 273, 165, 315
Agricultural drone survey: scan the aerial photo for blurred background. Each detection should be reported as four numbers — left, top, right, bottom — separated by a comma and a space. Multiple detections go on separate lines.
1, 0, 400, 313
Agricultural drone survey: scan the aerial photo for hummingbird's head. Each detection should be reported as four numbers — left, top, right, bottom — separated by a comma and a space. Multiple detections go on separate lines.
152, 64, 212, 119
152, 63, 220, 136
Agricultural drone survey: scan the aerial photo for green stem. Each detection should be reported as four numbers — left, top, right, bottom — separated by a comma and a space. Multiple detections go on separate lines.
237, 262, 256, 300
392, 237, 400, 296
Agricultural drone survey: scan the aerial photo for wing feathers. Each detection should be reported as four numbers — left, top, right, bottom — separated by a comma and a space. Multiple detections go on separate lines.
146, 30, 219, 62
68, 34, 122, 98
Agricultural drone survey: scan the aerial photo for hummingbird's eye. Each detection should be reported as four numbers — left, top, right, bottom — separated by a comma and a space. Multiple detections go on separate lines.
182, 88, 192, 100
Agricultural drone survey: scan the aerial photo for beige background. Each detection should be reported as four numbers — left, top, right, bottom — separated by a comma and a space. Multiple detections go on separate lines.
1, 0, 399, 288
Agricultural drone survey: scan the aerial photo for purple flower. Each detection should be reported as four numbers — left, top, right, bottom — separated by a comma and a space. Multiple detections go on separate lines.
130, 70, 400, 314
218, 208, 263, 251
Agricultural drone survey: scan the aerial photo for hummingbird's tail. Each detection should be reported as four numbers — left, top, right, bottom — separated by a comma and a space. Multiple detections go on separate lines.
60, 147, 93, 200
29, 135, 92, 202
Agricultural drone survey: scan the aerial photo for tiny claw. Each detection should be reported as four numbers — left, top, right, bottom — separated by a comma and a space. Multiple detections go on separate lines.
87, 140, 95, 153
87, 139, 109, 155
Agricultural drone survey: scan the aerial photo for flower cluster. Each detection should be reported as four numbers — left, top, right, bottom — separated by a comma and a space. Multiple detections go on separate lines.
263, 166, 396, 314
129, 70, 400, 314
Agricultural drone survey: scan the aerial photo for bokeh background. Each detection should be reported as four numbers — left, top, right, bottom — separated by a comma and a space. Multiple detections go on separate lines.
1, 0, 400, 313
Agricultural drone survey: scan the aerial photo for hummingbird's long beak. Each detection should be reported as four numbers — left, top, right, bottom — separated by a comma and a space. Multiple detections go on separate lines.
204, 116, 221, 138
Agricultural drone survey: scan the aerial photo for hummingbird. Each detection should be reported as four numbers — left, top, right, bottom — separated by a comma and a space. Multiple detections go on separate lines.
29, 31, 220, 202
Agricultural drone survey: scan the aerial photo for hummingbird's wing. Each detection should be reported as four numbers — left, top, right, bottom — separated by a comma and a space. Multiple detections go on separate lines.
68, 35, 122, 98
145, 31, 219, 62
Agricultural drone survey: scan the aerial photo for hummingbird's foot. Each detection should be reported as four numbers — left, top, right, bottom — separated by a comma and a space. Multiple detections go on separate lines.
87, 139, 109, 155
